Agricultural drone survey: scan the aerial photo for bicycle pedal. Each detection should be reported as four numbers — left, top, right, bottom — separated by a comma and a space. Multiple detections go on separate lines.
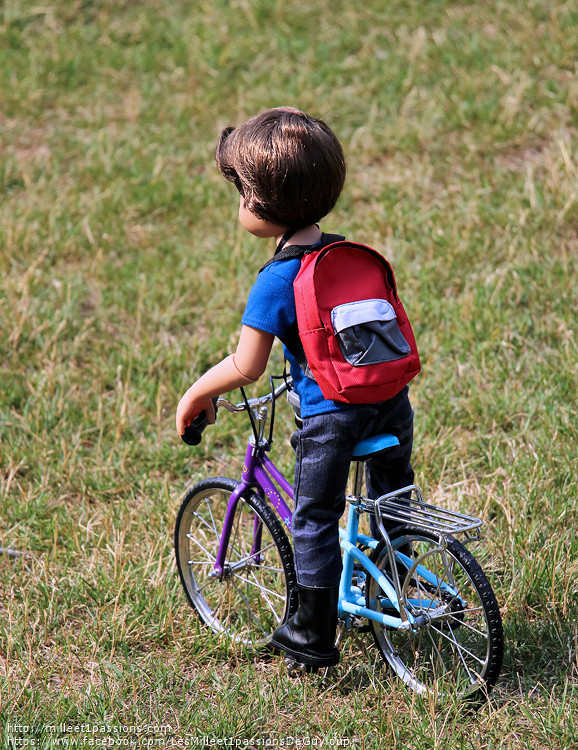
285, 658, 318, 677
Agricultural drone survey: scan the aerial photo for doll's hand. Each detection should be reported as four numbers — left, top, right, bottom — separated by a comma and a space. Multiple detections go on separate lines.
176, 392, 216, 437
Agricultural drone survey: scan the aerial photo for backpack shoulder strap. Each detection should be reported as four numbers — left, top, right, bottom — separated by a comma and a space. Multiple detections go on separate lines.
259, 233, 346, 273
315, 232, 347, 247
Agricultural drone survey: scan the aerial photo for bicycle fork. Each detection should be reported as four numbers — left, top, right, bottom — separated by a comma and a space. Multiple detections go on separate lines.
211, 440, 293, 580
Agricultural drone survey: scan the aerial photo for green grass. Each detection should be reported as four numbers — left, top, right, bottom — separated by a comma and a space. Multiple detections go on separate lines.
1, 0, 577, 746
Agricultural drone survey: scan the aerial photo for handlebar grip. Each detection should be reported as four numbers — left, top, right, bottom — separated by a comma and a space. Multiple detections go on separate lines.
181, 398, 219, 446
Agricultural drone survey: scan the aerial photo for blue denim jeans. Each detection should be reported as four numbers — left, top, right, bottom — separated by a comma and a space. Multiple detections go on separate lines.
291, 387, 414, 587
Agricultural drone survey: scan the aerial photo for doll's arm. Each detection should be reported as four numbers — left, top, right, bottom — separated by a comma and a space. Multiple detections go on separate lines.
176, 326, 274, 436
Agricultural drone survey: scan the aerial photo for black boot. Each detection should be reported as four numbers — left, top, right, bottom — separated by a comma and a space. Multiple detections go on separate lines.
271, 584, 340, 668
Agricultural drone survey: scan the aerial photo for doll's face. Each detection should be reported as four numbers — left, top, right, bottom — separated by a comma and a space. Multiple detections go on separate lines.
238, 199, 286, 239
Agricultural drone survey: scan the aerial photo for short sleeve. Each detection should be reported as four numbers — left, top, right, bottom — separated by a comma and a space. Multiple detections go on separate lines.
241, 260, 301, 341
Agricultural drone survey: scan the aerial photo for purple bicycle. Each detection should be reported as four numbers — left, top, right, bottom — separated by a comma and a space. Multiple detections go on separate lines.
174, 375, 503, 700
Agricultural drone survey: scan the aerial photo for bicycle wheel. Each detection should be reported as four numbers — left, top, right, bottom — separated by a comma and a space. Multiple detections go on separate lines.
366, 526, 503, 702
174, 477, 296, 646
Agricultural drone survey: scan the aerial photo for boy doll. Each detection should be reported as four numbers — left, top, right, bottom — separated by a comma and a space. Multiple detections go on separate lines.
176, 107, 415, 668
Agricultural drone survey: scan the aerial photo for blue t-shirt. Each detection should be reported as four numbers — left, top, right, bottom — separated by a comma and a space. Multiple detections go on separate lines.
241, 259, 348, 418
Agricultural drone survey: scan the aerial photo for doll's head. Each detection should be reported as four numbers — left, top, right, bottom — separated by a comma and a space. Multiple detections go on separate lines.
216, 107, 346, 229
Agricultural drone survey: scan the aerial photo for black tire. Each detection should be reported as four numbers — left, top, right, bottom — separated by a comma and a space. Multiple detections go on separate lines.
174, 477, 296, 646
366, 526, 503, 702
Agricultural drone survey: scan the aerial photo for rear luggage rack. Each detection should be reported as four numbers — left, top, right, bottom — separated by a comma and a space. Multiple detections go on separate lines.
362, 485, 483, 539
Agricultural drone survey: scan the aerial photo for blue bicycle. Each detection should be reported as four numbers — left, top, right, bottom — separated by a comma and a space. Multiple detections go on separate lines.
174, 376, 503, 701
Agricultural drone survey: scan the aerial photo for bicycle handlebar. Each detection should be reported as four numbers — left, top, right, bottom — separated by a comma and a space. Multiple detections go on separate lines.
181, 377, 292, 446
216, 377, 291, 413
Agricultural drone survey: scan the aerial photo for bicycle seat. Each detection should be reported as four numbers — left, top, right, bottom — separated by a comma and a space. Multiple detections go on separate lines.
352, 433, 400, 461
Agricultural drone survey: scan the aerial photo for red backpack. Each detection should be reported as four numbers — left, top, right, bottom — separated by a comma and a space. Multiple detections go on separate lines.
265, 233, 421, 404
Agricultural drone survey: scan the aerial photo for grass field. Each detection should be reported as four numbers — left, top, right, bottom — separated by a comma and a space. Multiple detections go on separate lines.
1, 0, 577, 747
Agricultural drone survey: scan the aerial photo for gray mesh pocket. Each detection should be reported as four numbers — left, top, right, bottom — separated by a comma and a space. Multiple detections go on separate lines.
331, 299, 411, 367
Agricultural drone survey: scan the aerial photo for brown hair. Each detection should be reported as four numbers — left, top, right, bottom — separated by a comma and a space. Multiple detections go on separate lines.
216, 107, 346, 228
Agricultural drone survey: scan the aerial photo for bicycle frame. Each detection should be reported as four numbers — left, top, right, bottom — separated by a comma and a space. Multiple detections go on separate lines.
211, 426, 419, 633
338, 498, 416, 631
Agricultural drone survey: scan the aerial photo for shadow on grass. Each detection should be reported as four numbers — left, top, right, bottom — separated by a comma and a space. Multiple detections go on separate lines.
498, 613, 578, 698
